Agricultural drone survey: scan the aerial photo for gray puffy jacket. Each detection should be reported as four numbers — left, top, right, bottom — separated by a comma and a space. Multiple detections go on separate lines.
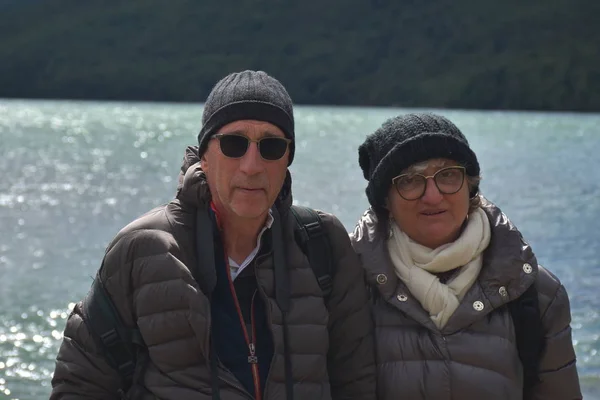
351, 199, 581, 400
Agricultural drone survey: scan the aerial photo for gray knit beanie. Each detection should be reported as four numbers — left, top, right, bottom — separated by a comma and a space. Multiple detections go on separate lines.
197, 70, 295, 165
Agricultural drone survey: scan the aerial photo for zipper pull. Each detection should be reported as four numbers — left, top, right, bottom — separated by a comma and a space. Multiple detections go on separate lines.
248, 343, 258, 364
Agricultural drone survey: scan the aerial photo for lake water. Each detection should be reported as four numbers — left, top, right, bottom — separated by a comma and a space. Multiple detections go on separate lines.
0, 99, 598, 399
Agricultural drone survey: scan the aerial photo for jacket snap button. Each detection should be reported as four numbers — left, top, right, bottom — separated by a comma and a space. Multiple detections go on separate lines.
499, 286, 508, 297
397, 294, 408, 302
376, 274, 388, 285
523, 263, 533, 274
473, 301, 484, 311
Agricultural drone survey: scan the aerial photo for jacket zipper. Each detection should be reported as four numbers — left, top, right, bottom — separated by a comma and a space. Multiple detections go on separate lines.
440, 333, 452, 400
206, 301, 252, 399
226, 259, 263, 400
249, 292, 261, 399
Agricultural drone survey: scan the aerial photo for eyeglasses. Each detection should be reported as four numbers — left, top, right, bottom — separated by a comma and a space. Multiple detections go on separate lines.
392, 166, 466, 200
212, 134, 291, 161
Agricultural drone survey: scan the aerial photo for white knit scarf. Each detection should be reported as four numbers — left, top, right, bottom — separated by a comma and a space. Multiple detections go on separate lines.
386, 207, 491, 329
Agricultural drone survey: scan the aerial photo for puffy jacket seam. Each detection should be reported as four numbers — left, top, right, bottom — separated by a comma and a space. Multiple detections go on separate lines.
146, 336, 197, 350
449, 360, 515, 381
545, 323, 570, 340
540, 284, 563, 320
288, 294, 326, 300
132, 249, 174, 264
135, 277, 190, 291
137, 307, 190, 319
456, 327, 515, 346
540, 358, 576, 373
164, 203, 178, 233
379, 359, 449, 365
106, 227, 167, 253
111, 229, 174, 255
378, 357, 515, 381
376, 325, 515, 347
268, 377, 326, 384
279, 323, 327, 328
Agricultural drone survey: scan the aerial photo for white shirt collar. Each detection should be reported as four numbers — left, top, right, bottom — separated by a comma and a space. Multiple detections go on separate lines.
228, 209, 274, 280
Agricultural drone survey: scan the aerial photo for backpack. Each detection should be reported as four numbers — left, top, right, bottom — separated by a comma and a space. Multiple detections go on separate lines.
82, 205, 544, 399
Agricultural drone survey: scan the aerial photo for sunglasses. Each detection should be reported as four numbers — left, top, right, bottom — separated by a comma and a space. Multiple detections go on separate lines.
212, 134, 291, 161
392, 166, 466, 200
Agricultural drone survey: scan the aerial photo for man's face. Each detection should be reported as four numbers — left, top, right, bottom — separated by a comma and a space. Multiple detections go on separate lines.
201, 120, 290, 222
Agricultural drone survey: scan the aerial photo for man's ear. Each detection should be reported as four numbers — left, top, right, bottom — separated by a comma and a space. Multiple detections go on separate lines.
200, 155, 208, 171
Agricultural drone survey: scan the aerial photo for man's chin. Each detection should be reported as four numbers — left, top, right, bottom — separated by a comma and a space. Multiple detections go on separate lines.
230, 203, 270, 221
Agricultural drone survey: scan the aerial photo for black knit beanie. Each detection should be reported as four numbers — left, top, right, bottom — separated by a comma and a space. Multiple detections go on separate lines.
197, 70, 295, 165
358, 113, 480, 211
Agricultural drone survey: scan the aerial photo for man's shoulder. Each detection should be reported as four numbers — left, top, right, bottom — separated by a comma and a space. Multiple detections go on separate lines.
313, 209, 348, 234
98, 201, 195, 279
105, 202, 184, 258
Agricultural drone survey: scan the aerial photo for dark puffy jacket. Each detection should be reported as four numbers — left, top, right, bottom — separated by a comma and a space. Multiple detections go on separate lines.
351, 199, 581, 400
50, 146, 376, 400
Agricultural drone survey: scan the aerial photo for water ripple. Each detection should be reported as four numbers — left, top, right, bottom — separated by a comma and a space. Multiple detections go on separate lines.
1, 100, 599, 399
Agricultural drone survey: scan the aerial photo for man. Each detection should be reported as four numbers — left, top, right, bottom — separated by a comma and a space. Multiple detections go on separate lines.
50, 70, 376, 400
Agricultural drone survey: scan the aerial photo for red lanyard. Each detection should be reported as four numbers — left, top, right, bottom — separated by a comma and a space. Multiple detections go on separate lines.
226, 259, 262, 400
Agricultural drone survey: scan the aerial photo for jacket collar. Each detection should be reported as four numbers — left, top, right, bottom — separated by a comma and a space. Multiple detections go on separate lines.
352, 197, 538, 333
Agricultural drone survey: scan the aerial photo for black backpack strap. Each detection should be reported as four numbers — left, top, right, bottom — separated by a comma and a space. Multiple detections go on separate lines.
83, 275, 144, 397
507, 283, 546, 399
271, 208, 294, 400
290, 205, 334, 299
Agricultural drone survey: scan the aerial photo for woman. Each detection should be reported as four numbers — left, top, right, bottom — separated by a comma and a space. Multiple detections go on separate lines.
351, 113, 582, 399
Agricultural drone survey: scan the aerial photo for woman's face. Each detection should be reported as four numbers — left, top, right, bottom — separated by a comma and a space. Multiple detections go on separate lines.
387, 158, 470, 249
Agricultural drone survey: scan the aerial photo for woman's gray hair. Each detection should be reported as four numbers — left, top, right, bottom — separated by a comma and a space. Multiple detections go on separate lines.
467, 175, 482, 213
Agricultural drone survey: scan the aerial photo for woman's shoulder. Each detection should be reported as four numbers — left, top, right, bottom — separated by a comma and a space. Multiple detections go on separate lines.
349, 208, 382, 250
535, 264, 570, 317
